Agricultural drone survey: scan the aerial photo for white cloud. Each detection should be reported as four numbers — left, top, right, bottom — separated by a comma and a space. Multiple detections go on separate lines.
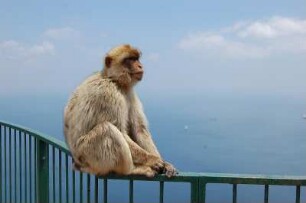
0, 27, 81, 63
178, 16, 306, 58
238, 16, 306, 38
0, 40, 54, 60
44, 27, 81, 40
179, 33, 269, 58
27, 41, 54, 57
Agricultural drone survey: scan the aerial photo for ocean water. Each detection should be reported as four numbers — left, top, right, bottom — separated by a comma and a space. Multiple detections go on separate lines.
0, 93, 305, 202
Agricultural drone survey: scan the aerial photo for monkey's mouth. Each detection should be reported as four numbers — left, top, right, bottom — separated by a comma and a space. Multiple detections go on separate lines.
133, 72, 143, 80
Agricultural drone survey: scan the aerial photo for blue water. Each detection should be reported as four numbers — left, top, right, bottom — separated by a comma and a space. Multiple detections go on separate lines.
1, 93, 305, 202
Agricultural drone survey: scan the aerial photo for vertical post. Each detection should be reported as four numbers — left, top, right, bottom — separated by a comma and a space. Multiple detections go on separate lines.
104, 179, 108, 203
129, 180, 134, 203
87, 174, 91, 203
29, 135, 32, 203
80, 172, 83, 203
94, 176, 98, 203
52, 147, 55, 203
296, 185, 300, 203
24, 132, 27, 202
4, 127, 6, 202
19, 131, 22, 203
59, 152, 62, 203
14, 129, 17, 203
159, 181, 164, 203
72, 170, 75, 203
0, 125, 2, 203
198, 179, 207, 203
232, 184, 237, 203
9, 128, 12, 203
190, 178, 200, 203
264, 185, 269, 203
37, 139, 49, 203
34, 138, 37, 203
66, 154, 69, 203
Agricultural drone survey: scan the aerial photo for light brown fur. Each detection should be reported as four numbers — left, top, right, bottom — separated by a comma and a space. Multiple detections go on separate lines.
64, 44, 177, 177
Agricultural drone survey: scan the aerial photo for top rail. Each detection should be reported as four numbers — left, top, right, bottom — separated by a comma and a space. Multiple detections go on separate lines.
198, 172, 306, 186
0, 120, 69, 154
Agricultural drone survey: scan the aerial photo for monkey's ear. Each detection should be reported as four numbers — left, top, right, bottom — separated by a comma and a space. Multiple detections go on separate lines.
105, 56, 112, 68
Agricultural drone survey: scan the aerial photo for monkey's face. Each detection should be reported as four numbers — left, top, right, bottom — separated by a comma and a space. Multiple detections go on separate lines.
122, 56, 144, 81
104, 45, 144, 88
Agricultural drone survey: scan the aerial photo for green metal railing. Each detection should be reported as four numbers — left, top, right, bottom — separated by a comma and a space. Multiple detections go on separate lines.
0, 120, 305, 203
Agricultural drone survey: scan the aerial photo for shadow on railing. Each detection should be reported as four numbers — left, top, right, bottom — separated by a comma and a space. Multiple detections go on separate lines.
0, 120, 305, 203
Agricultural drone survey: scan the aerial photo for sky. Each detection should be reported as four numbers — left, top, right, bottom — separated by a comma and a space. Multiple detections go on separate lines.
0, 0, 306, 98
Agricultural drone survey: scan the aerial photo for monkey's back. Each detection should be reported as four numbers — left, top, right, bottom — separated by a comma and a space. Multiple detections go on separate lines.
64, 72, 128, 153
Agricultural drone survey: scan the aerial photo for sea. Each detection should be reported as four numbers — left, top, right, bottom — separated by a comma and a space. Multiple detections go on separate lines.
0, 93, 305, 203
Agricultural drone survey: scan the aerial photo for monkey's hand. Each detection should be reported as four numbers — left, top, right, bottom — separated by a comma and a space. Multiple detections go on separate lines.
145, 155, 165, 173
163, 162, 178, 178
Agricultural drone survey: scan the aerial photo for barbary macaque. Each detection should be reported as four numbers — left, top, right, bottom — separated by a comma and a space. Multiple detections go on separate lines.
64, 44, 177, 177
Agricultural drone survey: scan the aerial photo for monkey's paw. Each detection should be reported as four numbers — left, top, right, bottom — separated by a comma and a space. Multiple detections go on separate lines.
146, 155, 165, 172
163, 162, 178, 178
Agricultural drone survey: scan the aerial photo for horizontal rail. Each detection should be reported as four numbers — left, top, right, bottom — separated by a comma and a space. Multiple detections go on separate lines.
198, 172, 306, 186
0, 120, 69, 154
97, 172, 306, 186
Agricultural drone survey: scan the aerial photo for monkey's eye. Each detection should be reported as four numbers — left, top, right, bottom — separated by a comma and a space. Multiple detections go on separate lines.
123, 57, 138, 66
124, 57, 138, 62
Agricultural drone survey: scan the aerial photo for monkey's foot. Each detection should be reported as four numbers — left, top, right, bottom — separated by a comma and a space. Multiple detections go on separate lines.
145, 155, 164, 172
131, 165, 157, 178
163, 162, 178, 178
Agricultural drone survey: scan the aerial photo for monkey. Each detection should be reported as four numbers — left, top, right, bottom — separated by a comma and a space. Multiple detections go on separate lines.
64, 44, 177, 177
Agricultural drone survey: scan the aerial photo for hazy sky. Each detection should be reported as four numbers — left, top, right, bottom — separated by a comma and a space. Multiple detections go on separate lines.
1, 0, 306, 97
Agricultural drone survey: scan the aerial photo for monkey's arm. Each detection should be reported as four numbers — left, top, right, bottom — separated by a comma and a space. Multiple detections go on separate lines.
130, 96, 161, 157
131, 94, 178, 177
136, 128, 162, 157
134, 118, 178, 177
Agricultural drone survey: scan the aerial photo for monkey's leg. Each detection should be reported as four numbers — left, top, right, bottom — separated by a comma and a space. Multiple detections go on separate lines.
74, 122, 133, 175
74, 122, 156, 177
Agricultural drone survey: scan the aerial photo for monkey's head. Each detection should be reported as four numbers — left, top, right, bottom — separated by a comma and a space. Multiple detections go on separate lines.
102, 44, 143, 90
